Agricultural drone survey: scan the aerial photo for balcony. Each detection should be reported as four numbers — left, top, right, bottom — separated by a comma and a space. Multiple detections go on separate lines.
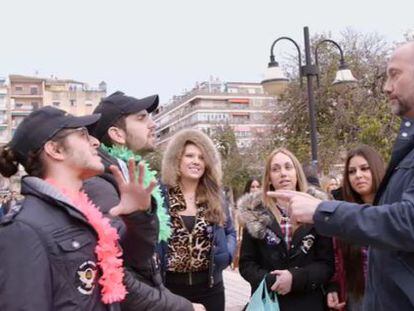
11, 107, 32, 116
156, 102, 274, 128
155, 87, 272, 118
10, 94, 43, 100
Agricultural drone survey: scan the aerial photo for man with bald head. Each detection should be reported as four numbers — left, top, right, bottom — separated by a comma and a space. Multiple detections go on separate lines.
270, 42, 414, 310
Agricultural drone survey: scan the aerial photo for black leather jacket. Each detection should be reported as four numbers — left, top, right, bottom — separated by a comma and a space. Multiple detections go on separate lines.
83, 149, 193, 311
0, 176, 120, 311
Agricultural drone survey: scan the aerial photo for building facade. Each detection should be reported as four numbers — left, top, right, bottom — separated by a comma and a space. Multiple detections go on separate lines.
0, 77, 9, 145
6, 74, 106, 139
153, 79, 278, 149
0, 74, 106, 192
43, 79, 106, 116
9, 75, 45, 137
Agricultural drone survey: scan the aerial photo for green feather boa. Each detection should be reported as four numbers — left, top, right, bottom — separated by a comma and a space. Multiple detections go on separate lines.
101, 144, 171, 242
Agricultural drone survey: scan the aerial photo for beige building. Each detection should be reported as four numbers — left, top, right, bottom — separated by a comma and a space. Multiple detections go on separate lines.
0, 74, 106, 192
153, 79, 278, 149
43, 79, 107, 116
6, 74, 106, 140
9, 75, 45, 137
0, 77, 9, 145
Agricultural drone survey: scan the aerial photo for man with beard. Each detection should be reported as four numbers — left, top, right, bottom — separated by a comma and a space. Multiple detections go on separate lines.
84, 91, 202, 311
270, 42, 414, 310
0, 106, 156, 310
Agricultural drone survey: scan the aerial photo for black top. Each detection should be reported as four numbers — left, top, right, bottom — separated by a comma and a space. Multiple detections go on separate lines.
181, 215, 196, 232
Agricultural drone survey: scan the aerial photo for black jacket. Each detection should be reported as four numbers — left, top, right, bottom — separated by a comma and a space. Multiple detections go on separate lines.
238, 193, 334, 311
83, 150, 193, 311
314, 119, 414, 310
0, 176, 120, 311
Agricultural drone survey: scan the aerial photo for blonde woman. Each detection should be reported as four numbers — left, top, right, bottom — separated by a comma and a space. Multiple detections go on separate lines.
159, 129, 236, 311
238, 148, 334, 311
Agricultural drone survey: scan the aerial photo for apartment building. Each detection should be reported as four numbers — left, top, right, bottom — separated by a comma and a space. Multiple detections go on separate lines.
9, 75, 45, 135
0, 77, 9, 145
8, 74, 106, 137
153, 79, 278, 149
0, 75, 106, 192
44, 79, 107, 116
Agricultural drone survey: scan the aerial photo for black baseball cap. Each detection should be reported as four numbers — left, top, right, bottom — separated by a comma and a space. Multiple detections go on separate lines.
90, 91, 159, 140
9, 106, 100, 165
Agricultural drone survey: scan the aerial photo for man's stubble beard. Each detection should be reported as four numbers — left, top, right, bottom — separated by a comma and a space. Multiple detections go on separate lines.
125, 132, 156, 155
391, 97, 412, 117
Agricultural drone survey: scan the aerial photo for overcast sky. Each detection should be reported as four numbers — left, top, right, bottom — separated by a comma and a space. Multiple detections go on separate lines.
1, 0, 412, 105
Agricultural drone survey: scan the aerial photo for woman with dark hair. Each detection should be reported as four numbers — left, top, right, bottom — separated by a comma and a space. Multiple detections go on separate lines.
238, 147, 334, 311
232, 177, 262, 269
159, 129, 236, 311
244, 177, 262, 194
327, 145, 385, 310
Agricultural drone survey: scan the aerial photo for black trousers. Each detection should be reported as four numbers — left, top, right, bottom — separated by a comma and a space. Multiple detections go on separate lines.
166, 280, 225, 311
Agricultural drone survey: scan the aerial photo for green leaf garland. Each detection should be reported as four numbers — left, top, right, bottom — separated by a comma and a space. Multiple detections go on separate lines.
101, 144, 171, 242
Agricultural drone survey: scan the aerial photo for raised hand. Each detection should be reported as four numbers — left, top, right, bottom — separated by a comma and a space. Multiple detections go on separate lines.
109, 159, 157, 216
267, 190, 321, 224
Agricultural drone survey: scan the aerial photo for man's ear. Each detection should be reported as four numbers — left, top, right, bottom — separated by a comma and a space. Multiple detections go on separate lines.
107, 126, 126, 145
43, 141, 66, 161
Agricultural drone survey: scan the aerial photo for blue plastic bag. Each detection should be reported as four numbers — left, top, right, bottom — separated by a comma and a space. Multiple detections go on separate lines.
246, 278, 280, 311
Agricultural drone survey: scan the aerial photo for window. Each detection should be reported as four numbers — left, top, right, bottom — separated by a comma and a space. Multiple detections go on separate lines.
52, 92, 60, 100
30, 87, 38, 95
70, 100, 76, 107
15, 102, 24, 108
53, 102, 60, 107
15, 86, 23, 92
31, 102, 39, 110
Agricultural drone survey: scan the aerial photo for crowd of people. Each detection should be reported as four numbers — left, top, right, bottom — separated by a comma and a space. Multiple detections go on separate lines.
0, 41, 413, 311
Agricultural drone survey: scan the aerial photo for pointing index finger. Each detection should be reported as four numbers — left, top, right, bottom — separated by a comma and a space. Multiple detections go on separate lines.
267, 190, 295, 201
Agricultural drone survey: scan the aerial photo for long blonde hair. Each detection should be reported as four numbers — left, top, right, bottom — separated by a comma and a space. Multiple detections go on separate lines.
262, 147, 308, 209
161, 129, 225, 225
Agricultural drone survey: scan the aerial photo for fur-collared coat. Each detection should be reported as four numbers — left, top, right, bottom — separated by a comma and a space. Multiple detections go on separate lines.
238, 192, 334, 311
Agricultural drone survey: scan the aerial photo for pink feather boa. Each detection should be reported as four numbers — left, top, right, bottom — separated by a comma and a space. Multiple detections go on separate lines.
46, 179, 127, 304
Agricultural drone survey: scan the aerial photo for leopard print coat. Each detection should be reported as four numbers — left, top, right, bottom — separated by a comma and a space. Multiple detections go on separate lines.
166, 186, 213, 272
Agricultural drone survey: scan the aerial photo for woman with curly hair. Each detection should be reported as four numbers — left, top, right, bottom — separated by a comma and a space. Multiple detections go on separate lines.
238, 147, 334, 310
159, 129, 236, 311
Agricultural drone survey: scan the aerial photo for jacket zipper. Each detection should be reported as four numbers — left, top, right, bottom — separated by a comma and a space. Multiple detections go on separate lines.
178, 209, 198, 285
208, 224, 216, 288
189, 234, 193, 285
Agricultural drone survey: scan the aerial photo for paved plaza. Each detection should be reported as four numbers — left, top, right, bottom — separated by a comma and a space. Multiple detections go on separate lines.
223, 268, 251, 311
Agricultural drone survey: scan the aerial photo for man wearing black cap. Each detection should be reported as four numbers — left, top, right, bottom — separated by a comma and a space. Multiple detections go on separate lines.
92, 91, 159, 155
84, 92, 201, 311
0, 106, 157, 310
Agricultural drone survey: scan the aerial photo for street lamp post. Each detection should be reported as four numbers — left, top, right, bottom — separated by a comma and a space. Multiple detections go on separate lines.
261, 26, 357, 168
